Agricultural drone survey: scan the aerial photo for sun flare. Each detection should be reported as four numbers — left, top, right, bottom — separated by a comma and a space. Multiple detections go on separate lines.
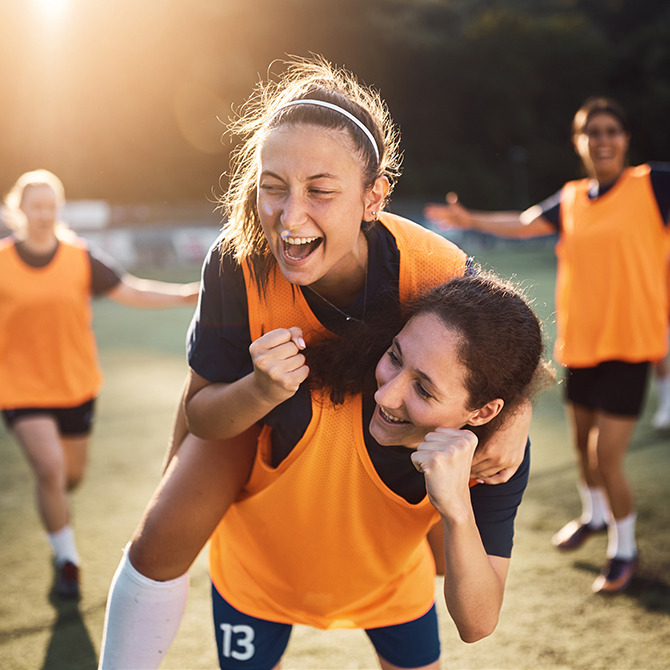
33, 0, 70, 19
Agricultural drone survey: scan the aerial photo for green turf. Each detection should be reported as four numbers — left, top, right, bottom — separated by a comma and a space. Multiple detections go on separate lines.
1, 253, 669, 670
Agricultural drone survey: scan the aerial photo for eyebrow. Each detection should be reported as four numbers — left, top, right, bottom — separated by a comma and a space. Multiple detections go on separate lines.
393, 336, 441, 395
259, 170, 342, 182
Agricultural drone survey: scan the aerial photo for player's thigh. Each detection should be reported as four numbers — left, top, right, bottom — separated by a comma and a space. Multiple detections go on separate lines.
130, 426, 259, 580
12, 415, 66, 482
366, 604, 440, 670
212, 583, 290, 670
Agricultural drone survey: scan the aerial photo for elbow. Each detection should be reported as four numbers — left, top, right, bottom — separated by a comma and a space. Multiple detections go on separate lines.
456, 616, 499, 644
183, 401, 211, 440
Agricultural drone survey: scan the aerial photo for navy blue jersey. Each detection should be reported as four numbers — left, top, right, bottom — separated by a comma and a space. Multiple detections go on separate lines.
188, 223, 527, 558
538, 162, 670, 229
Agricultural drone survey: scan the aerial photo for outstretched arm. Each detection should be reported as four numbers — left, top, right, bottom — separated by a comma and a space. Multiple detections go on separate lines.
106, 274, 200, 309
412, 428, 509, 642
424, 192, 555, 239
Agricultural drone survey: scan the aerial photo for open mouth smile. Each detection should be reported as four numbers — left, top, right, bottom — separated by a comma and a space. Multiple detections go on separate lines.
378, 406, 410, 425
282, 236, 323, 261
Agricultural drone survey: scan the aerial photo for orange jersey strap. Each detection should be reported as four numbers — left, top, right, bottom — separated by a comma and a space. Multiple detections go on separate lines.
0, 237, 103, 408
240, 212, 467, 343
555, 165, 670, 366
214, 214, 467, 629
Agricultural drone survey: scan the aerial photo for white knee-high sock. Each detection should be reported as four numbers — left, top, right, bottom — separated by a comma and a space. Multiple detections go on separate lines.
577, 484, 610, 527
606, 513, 638, 560
98, 546, 189, 670
48, 525, 81, 566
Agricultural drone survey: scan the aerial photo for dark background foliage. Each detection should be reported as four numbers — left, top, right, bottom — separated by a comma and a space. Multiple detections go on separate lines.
2, 0, 669, 210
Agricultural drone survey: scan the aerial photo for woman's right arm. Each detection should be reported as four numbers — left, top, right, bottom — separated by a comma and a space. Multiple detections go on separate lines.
412, 428, 518, 642
184, 327, 309, 440
424, 192, 556, 239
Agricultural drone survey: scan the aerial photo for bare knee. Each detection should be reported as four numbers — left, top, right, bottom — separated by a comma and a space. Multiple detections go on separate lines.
594, 444, 625, 479
66, 473, 84, 491
33, 458, 67, 493
128, 518, 192, 581
67, 475, 83, 493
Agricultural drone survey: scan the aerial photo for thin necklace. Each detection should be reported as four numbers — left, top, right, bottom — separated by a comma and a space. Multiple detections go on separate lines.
306, 266, 368, 323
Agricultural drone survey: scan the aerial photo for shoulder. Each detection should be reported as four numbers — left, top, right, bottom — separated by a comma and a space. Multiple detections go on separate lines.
0, 236, 15, 253
202, 236, 245, 290
378, 212, 465, 258
58, 234, 89, 257
646, 162, 670, 185
561, 178, 589, 193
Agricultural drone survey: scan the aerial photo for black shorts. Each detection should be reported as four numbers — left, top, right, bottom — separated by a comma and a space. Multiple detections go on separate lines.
565, 361, 650, 417
2, 398, 96, 437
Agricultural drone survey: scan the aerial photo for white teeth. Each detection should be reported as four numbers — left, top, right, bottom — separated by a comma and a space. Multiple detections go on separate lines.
285, 236, 319, 245
380, 407, 407, 424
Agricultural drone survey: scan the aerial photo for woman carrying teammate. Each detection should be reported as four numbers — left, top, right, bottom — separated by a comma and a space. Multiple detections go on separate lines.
0, 169, 199, 599
425, 97, 670, 593
202, 273, 545, 669
98, 57, 534, 668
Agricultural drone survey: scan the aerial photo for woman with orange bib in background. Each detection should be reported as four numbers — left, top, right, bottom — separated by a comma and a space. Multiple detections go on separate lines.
0, 169, 199, 599
425, 98, 670, 593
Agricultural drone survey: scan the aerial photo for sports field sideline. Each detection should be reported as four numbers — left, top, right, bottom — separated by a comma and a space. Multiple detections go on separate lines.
1, 247, 668, 669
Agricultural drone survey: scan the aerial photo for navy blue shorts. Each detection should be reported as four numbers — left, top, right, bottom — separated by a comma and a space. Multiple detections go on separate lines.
565, 361, 650, 417
2, 399, 96, 437
211, 583, 440, 669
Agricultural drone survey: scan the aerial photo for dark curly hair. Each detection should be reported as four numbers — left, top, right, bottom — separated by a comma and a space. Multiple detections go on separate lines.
305, 272, 551, 445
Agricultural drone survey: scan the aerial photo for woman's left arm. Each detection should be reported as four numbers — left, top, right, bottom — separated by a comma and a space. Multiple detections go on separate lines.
412, 428, 509, 642
106, 274, 200, 309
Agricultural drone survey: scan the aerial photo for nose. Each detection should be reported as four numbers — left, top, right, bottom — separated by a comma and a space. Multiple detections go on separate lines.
374, 370, 405, 410
280, 192, 309, 230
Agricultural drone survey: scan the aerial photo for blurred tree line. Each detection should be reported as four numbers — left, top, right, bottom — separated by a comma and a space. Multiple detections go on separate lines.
1, 0, 669, 210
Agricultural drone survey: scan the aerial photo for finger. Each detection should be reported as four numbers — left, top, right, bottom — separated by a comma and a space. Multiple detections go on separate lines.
410, 450, 428, 473
446, 191, 459, 205
253, 328, 295, 351
472, 468, 514, 485
287, 326, 306, 350
260, 341, 306, 366
267, 349, 307, 375
424, 427, 478, 448
283, 364, 310, 391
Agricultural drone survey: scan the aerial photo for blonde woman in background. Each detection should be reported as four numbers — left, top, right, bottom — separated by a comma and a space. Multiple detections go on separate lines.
0, 169, 199, 600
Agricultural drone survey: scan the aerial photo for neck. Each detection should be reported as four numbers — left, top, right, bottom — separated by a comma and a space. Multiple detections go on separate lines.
592, 167, 625, 188
21, 230, 59, 255
308, 234, 368, 308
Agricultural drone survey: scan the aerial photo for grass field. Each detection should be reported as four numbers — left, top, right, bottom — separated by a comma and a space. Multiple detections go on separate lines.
1, 251, 669, 670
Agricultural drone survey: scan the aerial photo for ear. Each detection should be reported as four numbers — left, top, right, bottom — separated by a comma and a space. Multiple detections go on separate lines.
467, 398, 504, 426
363, 176, 390, 222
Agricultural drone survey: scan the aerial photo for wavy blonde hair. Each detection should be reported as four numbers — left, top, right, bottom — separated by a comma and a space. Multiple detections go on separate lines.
218, 55, 403, 290
3, 169, 73, 240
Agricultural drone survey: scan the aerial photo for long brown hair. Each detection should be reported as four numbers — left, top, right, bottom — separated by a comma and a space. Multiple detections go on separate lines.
218, 55, 402, 293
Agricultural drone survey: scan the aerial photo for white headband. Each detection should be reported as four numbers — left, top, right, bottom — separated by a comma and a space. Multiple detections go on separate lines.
270, 99, 380, 162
